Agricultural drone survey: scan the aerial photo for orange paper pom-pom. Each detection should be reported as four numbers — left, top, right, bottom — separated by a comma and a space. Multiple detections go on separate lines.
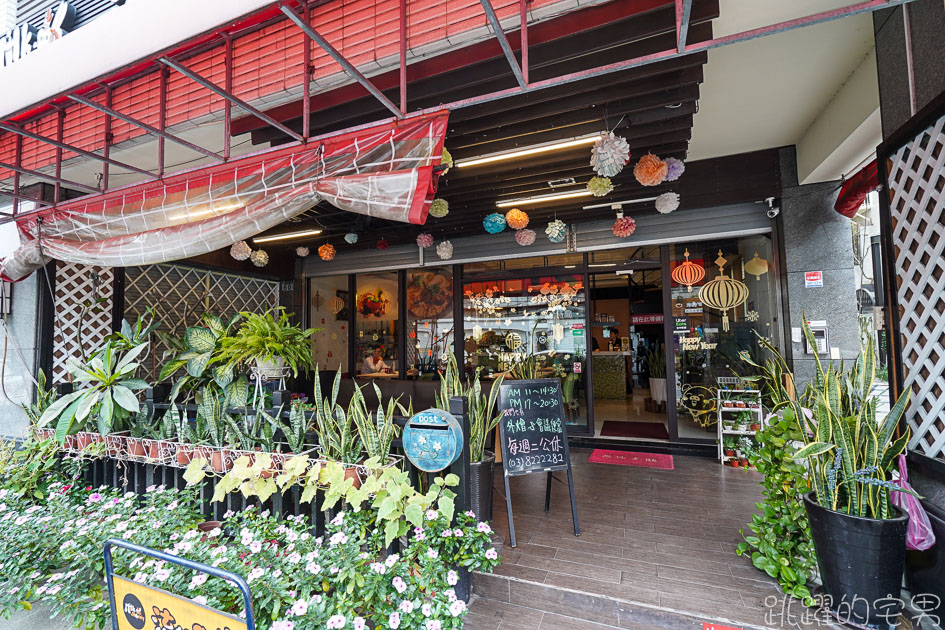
505, 208, 529, 230
318, 244, 336, 261
633, 153, 668, 187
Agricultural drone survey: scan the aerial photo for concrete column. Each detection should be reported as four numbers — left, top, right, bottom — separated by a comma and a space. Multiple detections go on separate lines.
779, 147, 862, 385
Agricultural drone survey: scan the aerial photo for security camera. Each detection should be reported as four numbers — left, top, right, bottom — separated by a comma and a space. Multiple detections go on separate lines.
765, 197, 780, 219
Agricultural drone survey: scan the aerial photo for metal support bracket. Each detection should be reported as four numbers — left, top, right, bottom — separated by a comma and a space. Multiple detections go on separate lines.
0, 122, 156, 180
279, 4, 404, 119
158, 56, 305, 142
675, 0, 693, 53
479, 0, 527, 90
66, 94, 224, 162
0, 161, 99, 194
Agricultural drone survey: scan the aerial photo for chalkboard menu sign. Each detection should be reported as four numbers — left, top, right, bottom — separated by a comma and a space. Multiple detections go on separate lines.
497, 379, 580, 547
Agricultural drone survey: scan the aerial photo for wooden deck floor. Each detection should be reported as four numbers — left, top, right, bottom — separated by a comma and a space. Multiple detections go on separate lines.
468, 449, 807, 630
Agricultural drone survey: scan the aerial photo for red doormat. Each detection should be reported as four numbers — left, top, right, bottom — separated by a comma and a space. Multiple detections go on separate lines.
600, 420, 669, 440
588, 449, 674, 469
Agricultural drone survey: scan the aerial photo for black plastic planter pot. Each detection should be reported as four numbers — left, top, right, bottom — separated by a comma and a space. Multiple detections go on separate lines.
803, 492, 909, 629
469, 452, 495, 521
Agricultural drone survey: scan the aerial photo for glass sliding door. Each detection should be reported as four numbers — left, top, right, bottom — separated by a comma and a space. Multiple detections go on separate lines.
462, 273, 590, 432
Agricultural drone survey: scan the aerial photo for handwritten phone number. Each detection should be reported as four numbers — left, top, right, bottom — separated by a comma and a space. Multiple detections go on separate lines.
507, 453, 565, 469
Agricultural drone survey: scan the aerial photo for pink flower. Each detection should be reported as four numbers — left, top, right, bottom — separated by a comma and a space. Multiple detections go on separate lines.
447, 570, 458, 586
327, 614, 346, 629
249, 541, 262, 554
272, 622, 294, 630
449, 601, 467, 617
425, 620, 441, 630
422, 603, 432, 617
392, 576, 407, 594
353, 617, 366, 630
88, 493, 102, 503
477, 522, 492, 534
193, 596, 207, 606
289, 599, 308, 616
399, 600, 414, 613
388, 612, 401, 629
485, 548, 498, 560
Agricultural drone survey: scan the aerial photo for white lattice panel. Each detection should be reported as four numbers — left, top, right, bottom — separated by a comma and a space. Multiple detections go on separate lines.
887, 112, 945, 459
123, 264, 279, 379
53, 263, 115, 382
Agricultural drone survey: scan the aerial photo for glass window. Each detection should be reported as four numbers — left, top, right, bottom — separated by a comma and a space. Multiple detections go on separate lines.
463, 253, 583, 275
671, 236, 779, 440
406, 267, 454, 377
355, 272, 399, 376
309, 275, 349, 375
463, 274, 588, 427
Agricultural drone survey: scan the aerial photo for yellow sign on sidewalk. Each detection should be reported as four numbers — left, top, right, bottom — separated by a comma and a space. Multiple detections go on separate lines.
112, 575, 246, 630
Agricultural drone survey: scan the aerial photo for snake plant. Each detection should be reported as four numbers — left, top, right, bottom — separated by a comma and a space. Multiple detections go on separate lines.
313, 367, 362, 464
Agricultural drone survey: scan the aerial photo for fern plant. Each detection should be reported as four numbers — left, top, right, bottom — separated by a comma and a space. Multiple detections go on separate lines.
215, 307, 318, 377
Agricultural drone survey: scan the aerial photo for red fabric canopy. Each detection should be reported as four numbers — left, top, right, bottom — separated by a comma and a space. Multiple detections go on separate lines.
834, 159, 878, 218
1, 111, 449, 281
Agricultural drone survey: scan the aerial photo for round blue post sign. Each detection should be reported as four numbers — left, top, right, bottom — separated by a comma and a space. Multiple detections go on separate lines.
402, 408, 463, 472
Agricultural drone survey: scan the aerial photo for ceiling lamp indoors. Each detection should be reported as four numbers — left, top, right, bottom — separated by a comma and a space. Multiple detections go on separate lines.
454, 134, 599, 169
496, 189, 593, 208
252, 228, 324, 243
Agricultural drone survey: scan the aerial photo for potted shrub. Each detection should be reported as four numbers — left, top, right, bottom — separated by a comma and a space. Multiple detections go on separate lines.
723, 438, 736, 458
215, 307, 318, 379
313, 368, 364, 486
436, 353, 504, 520
748, 323, 913, 628
647, 348, 666, 404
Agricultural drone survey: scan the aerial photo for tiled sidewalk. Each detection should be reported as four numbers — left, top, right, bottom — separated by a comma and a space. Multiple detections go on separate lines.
469, 450, 807, 630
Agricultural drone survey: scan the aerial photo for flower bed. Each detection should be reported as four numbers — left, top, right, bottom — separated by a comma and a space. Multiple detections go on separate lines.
0, 475, 499, 630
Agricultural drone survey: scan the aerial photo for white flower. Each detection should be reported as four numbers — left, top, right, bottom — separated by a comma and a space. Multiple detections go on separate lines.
287, 553, 301, 565
388, 612, 401, 629
369, 562, 386, 574
399, 600, 414, 613
392, 576, 406, 594
385, 554, 399, 568
485, 548, 498, 560
449, 601, 467, 617
422, 603, 432, 617
477, 522, 492, 534
249, 541, 262, 554
189, 573, 208, 589
271, 621, 294, 630
247, 568, 265, 582
153, 569, 170, 582
353, 617, 366, 630
327, 614, 346, 629
427, 548, 439, 560
329, 532, 348, 546
183, 528, 197, 539
447, 570, 458, 586
425, 510, 438, 521
193, 596, 207, 606
305, 562, 321, 575
425, 620, 442, 630
289, 598, 308, 616
210, 545, 228, 557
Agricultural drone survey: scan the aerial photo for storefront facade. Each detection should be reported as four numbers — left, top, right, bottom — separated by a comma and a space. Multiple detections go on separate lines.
303, 203, 783, 447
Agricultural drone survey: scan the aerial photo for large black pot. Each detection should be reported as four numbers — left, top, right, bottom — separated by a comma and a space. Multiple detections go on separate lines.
469, 452, 495, 521
803, 492, 909, 629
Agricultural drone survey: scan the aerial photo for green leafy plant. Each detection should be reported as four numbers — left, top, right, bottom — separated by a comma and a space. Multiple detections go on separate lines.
22, 369, 57, 427
313, 367, 362, 464
0, 438, 69, 500
350, 381, 401, 463
647, 347, 666, 379
435, 353, 504, 463
215, 307, 318, 377
508, 354, 541, 380
38, 314, 156, 443
160, 313, 244, 407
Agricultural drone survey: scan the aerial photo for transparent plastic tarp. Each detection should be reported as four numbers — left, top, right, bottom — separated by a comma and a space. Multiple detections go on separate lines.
1, 111, 448, 281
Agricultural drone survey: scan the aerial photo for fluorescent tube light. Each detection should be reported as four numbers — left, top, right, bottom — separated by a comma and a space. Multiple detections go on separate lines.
496, 189, 593, 208
455, 134, 599, 169
589, 263, 617, 268
252, 228, 324, 243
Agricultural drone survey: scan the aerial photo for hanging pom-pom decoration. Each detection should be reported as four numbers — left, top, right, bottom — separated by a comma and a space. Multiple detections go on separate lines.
429, 198, 449, 218
545, 219, 567, 243
655, 192, 680, 214
440, 148, 454, 175
436, 240, 453, 260
634, 153, 668, 187
295, 246, 310, 257
664, 157, 686, 182
230, 240, 252, 261
318, 243, 336, 261
612, 216, 637, 238
344, 232, 358, 245
587, 176, 613, 197
250, 249, 269, 267
515, 228, 536, 246
483, 212, 506, 234
505, 208, 529, 230
377, 239, 389, 250
416, 233, 434, 249
590, 132, 631, 177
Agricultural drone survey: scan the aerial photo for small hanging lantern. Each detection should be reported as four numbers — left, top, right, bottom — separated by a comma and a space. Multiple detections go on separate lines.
416, 233, 434, 248
328, 295, 345, 314
664, 157, 686, 182
344, 232, 359, 244
670, 248, 705, 291
295, 246, 310, 257
377, 239, 389, 250
515, 228, 536, 246
436, 240, 453, 260
230, 240, 252, 261
590, 132, 631, 177
545, 219, 567, 243
440, 148, 454, 175
250, 249, 269, 267
318, 243, 336, 261
587, 176, 614, 197
429, 198, 449, 218
744, 252, 770, 280
612, 209, 636, 238
655, 192, 680, 214
698, 250, 750, 332
505, 208, 529, 230
634, 153, 668, 187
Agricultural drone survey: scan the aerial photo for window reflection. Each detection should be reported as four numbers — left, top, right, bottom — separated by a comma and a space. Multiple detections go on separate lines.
309, 275, 349, 375
356, 272, 399, 377
406, 268, 454, 378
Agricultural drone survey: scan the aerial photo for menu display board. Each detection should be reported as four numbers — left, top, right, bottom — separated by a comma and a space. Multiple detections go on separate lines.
497, 379, 580, 547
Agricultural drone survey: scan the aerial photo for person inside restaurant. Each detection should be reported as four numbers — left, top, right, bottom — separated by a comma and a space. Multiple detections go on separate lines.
361, 345, 390, 375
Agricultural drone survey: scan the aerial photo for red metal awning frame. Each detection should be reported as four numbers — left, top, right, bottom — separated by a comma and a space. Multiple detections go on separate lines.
0, 0, 915, 224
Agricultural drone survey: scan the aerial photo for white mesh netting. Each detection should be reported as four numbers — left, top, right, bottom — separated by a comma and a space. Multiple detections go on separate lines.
1, 112, 448, 281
